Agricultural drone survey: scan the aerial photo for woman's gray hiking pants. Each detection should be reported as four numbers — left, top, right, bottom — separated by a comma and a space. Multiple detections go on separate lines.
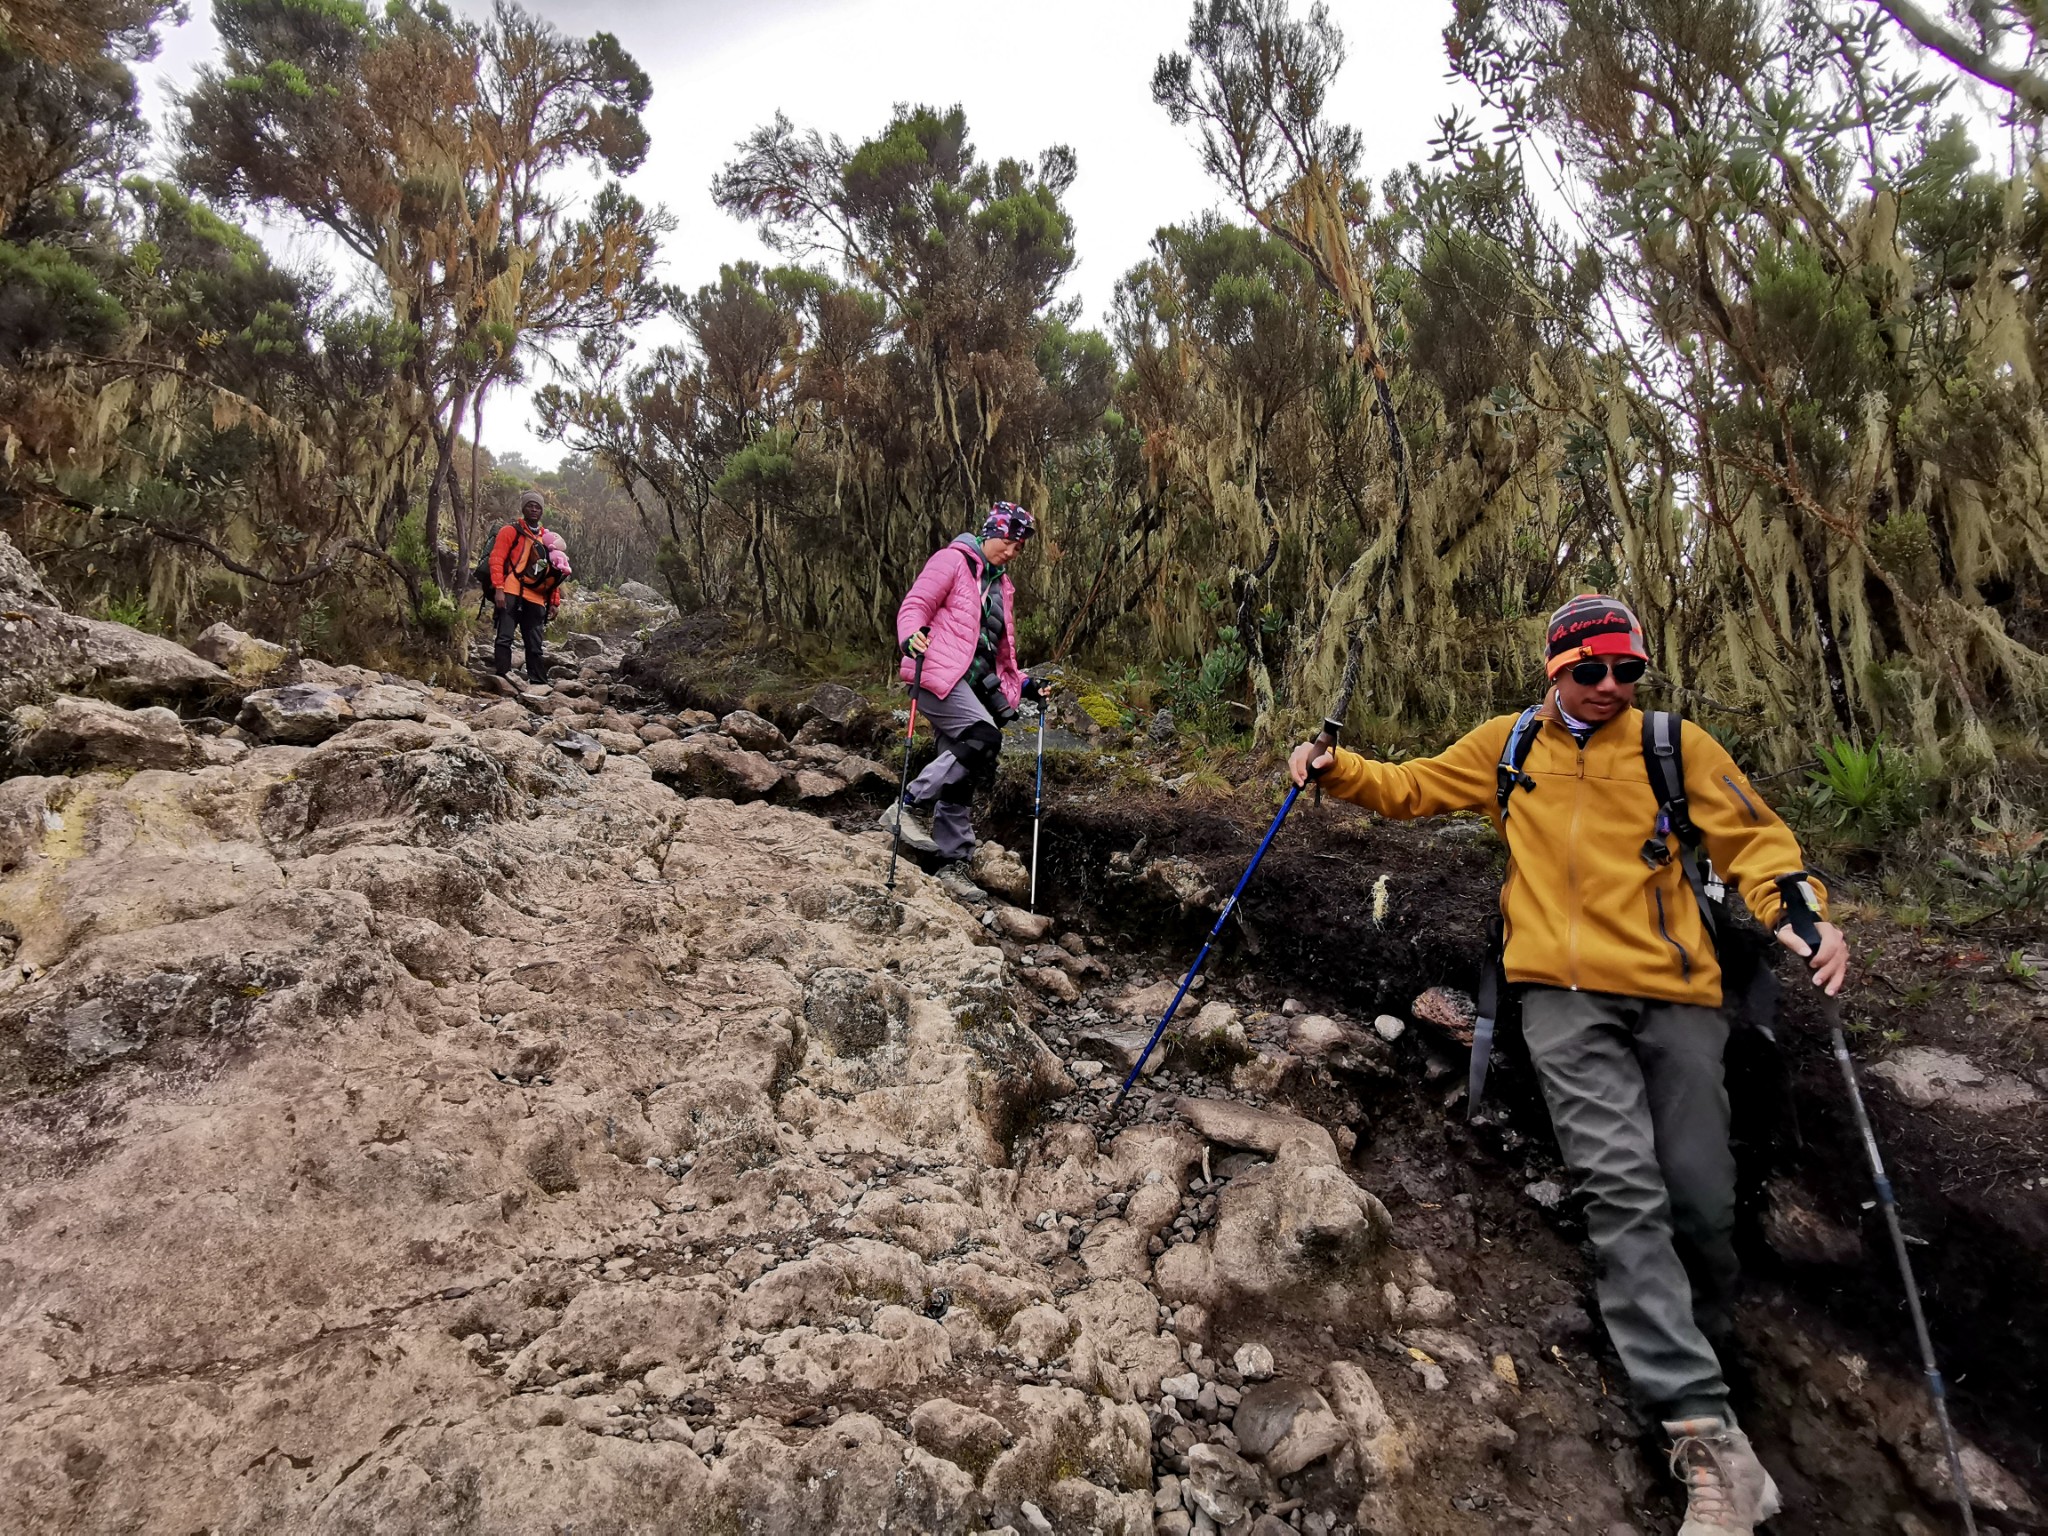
1521, 987, 1739, 1423
903, 684, 1000, 860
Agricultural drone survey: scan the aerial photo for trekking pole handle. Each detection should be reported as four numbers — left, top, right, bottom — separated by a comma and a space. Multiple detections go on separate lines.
1309, 717, 1341, 807
1775, 873, 1824, 954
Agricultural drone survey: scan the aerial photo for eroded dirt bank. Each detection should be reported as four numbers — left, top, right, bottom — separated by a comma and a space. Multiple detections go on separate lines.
980, 775, 2048, 1532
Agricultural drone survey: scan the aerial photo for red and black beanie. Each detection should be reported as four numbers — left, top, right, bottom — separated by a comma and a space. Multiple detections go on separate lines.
1545, 594, 1648, 678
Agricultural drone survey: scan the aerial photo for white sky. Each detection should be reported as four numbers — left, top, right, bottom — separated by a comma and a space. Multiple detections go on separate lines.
136, 0, 1475, 468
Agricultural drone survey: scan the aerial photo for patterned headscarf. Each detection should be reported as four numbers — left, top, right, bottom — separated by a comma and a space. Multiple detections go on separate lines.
981, 502, 1036, 543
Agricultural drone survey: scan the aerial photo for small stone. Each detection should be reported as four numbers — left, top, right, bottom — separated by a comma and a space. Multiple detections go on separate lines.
719, 708, 787, 752
1411, 986, 1477, 1044
1154, 1474, 1183, 1512
1280, 999, 1305, 1017
1373, 1013, 1405, 1042
1525, 1179, 1566, 1211
993, 905, 1054, 943
1403, 1284, 1458, 1324
1162, 1371, 1201, 1402
1184, 1443, 1261, 1525
1232, 1344, 1275, 1381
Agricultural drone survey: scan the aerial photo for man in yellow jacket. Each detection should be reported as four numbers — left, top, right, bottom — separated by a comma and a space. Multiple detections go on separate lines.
1290, 595, 1847, 1536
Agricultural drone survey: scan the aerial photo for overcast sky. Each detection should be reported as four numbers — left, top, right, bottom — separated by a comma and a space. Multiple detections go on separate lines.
136, 0, 1475, 468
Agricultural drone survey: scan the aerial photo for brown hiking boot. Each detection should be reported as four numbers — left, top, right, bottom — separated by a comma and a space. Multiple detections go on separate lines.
1664, 1417, 1783, 1534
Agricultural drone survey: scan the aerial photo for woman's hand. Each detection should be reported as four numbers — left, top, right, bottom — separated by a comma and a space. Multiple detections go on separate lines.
1288, 740, 1336, 787
1775, 920, 1850, 997
902, 628, 930, 659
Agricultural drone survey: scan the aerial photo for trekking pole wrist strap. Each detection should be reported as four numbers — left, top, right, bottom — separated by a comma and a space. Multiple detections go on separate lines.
1775, 872, 1823, 951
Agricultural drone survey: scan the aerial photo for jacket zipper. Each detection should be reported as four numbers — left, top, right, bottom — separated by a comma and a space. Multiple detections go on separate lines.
1654, 888, 1693, 978
1722, 774, 1760, 822
1567, 737, 1585, 989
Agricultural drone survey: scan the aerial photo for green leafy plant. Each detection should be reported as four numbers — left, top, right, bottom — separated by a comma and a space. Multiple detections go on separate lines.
101, 593, 154, 630
1805, 737, 1925, 845
1947, 816, 2048, 913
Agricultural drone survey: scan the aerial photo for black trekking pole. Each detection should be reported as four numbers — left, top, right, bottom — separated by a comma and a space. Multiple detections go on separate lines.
1108, 693, 1356, 1113
1778, 879, 1978, 1534
886, 650, 927, 892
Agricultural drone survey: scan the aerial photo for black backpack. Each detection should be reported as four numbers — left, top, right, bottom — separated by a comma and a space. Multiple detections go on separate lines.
474, 524, 564, 613
1467, 706, 1782, 1118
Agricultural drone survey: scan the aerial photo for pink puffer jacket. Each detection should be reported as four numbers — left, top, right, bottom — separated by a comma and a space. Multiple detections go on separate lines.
897, 535, 1023, 707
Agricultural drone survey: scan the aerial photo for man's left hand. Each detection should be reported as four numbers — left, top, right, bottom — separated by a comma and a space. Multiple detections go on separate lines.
1775, 919, 1849, 996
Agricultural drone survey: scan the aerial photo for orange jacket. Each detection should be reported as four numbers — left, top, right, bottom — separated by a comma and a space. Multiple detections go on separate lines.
1317, 700, 1826, 1008
489, 521, 561, 608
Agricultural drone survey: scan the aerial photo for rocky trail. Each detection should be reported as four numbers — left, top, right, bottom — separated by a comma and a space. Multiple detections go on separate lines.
2, 536, 2043, 1535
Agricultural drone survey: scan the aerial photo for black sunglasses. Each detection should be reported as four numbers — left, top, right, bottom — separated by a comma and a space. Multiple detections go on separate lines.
1568, 657, 1648, 687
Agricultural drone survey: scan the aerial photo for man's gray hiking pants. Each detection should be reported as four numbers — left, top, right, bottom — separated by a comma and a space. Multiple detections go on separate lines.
903, 683, 999, 860
1522, 987, 1738, 1423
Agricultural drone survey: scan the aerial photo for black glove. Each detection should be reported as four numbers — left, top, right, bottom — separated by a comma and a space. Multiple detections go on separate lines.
902, 628, 930, 660
1021, 676, 1043, 705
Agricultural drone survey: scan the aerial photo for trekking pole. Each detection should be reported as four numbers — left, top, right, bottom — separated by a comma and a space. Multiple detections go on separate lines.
1778, 881, 1977, 1534
1029, 699, 1048, 912
886, 650, 927, 892
1108, 780, 1306, 1112
1108, 671, 1362, 1111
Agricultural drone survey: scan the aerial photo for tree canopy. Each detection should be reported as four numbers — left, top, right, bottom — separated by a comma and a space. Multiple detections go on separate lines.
0, 0, 2044, 783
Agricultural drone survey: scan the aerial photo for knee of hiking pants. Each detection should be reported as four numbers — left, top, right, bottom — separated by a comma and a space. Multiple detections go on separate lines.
940, 720, 1002, 802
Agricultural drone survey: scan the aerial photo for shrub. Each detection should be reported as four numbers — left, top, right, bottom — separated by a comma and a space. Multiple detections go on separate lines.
1806, 737, 1926, 845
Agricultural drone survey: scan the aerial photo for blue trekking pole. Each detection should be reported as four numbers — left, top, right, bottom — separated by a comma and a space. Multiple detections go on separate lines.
1108, 782, 1307, 1109
1108, 697, 1353, 1112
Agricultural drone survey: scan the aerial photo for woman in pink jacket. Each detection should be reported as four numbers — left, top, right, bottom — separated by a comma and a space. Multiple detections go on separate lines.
881, 503, 1047, 862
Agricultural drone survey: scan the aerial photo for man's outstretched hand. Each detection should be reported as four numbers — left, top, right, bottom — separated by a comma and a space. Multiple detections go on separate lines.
1776, 920, 1850, 996
1288, 739, 1337, 787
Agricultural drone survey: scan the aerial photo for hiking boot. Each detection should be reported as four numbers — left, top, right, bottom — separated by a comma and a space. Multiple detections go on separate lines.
879, 800, 938, 856
935, 861, 987, 906
1664, 1417, 1783, 1534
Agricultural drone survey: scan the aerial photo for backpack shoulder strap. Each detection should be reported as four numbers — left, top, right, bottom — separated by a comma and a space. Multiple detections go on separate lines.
1494, 705, 1544, 821
1641, 709, 1699, 845
1642, 710, 1719, 937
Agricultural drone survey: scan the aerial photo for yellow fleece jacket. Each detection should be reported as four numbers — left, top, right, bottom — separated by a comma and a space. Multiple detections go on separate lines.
1318, 702, 1825, 1008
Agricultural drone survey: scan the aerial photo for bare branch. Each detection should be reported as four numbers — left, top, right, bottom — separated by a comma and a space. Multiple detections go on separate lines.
1865, 0, 2048, 115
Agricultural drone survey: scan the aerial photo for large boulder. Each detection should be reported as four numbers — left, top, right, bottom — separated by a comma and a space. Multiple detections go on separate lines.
0, 542, 233, 711
617, 579, 664, 604
237, 684, 356, 745
969, 841, 1031, 903
8, 695, 196, 773
0, 532, 56, 607
1153, 1136, 1392, 1324
190, 623, 287, 683
342, 683, 428, 722
643, 734, 784, 801
798, 681, 864, 730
